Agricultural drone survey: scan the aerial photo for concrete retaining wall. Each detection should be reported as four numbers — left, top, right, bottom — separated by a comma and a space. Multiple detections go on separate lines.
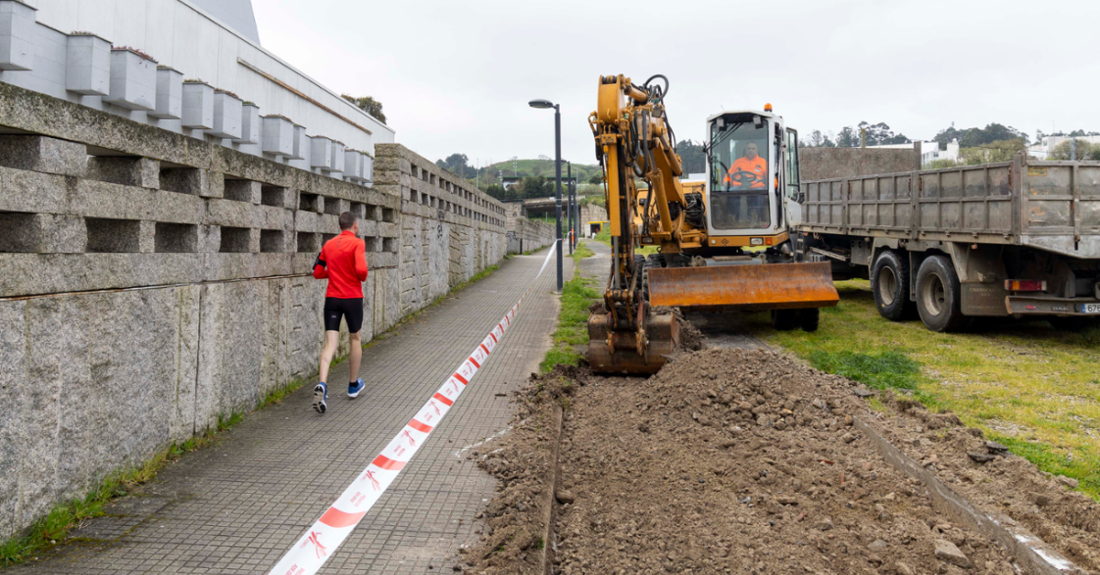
799, 147, 920, 180
0, 82, 507, 540
506, 217, 555, 254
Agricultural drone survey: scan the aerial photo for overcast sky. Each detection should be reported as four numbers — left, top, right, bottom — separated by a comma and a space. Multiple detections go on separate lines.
253, 0, 1100, 167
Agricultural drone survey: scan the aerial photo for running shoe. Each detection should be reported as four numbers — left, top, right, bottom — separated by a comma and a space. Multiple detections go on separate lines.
348, 378, 365, 399
312, 382, 328, 414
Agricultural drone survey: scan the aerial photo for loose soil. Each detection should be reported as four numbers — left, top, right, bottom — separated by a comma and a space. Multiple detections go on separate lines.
462, 347, 1097, 574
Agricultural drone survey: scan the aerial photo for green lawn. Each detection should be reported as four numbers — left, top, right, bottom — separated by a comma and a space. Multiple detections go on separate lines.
748, 279, 1100, 500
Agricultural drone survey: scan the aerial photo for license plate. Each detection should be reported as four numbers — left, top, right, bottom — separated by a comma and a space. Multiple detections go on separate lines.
1081, 304, 1100, 314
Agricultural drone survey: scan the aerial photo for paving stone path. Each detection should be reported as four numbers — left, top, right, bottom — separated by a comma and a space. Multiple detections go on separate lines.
14, 249, 568, 575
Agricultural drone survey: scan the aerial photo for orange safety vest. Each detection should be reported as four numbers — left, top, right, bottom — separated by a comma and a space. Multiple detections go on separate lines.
724, 155, 767, 189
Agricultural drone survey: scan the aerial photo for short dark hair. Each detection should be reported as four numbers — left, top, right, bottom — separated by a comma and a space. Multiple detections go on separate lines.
338, 211, 357, 230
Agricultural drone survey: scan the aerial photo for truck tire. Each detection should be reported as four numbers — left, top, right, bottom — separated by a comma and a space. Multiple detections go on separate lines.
915, 255, 967, 332
871, 250, 915, 321
799, 308, 820, 332
771, 309, 799, 331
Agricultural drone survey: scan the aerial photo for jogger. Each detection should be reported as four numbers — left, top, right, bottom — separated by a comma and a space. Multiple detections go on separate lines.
312, 211, 369, 414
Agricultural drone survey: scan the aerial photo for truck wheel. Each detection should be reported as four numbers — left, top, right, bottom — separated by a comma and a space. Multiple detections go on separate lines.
771, 309, 799, 331
871, 250, 915, 321
799, 308, 820, 332
915, 255, 967, 332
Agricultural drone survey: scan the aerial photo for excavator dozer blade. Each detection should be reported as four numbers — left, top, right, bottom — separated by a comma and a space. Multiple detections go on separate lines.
648, 262, 839, 311
587, 310, 679, 375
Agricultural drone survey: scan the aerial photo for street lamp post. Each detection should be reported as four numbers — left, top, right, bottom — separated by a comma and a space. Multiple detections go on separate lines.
528, 98, 564, 292
566, 161, 573, 255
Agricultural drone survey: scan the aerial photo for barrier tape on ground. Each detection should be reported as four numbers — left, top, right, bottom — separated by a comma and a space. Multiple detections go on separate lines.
268, 242, 559, 575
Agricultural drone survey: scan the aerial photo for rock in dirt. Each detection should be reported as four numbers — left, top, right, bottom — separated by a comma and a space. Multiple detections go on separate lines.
985, 440, 1010, 453
934, 538, 971, 568
1057, 475, 1080, 489
556, 490, 575, 505
968, 451, 996, 463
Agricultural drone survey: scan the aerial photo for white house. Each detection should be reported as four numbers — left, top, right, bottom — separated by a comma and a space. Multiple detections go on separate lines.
868, 139, 960, 166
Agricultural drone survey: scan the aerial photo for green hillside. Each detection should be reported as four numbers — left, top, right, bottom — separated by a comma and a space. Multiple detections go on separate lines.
489, 159, 602, 183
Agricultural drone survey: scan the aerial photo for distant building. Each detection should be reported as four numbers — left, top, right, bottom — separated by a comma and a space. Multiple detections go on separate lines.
502, 175, 575, 190
867, 140, 960, 166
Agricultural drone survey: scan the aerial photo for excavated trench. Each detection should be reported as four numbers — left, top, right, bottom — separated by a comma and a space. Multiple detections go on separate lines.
457, 320, 1098, 575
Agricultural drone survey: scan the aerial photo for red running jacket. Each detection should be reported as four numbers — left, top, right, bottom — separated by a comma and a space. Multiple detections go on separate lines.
313, 230, 368, 298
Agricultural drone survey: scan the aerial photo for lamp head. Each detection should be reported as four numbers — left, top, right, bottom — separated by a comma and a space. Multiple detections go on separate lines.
528, 99, 555, 110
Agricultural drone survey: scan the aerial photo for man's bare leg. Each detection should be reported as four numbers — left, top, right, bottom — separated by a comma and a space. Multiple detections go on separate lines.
318, 330, 340, 383
348, 331, 362, 381
313, 331, 339, 414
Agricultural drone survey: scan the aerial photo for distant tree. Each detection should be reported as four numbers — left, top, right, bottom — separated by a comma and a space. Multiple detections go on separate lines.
674, 139, 706, 174
1067, 129, 1100, 137
805, 129, 836, 148
1049, 139, 1100, 161
436, 153, 482, 178
517, 175, 553, 199
485, 183, 506, 200
924, 159, 959, 170
857, 121, 910, 146
537, 154, 551, 161
935, 123, 1029, 151
588, 173, 603, 184
836, 126, 859, 148
341, 94, 386, 124
959, 138, 1027, 164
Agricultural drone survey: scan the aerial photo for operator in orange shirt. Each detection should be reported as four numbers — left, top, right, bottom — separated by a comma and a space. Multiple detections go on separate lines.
723, 142, 767, 189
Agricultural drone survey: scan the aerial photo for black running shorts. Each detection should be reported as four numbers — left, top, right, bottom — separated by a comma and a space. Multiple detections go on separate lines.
323, 297, 364, 333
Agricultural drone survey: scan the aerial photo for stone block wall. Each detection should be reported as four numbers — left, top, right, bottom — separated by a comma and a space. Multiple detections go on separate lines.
0, 83, 506, 540
799, 147, 920, 181
372, 144, 507, 313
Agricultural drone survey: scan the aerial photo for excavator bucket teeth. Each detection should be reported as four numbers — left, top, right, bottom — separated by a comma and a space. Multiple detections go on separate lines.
587, 310, 679, 375
648, 262, 839, 310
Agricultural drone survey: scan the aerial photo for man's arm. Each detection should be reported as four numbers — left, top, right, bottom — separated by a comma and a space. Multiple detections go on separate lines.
355, 239, 368, 282
313, 249, 329, 279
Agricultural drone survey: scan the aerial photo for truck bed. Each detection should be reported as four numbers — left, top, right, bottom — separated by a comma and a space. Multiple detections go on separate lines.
798, 154, 1100, 259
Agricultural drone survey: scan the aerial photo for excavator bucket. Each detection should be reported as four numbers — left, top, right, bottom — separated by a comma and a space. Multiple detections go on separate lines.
587, 310, 679, 375
647, 262, 839, 310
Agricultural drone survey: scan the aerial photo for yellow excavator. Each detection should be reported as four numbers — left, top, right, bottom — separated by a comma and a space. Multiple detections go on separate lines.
587, 74, 839, 374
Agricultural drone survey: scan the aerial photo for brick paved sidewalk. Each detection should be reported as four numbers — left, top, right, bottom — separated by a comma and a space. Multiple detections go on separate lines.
13, 250, 569, 575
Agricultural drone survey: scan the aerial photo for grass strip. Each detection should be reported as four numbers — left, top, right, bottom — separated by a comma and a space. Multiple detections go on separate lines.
756, 279, 1100, 501
538, 242, 599, 373
0, 263, 506, 566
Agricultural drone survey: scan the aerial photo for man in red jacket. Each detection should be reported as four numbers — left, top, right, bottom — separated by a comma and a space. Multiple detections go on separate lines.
311, 211, 369, 414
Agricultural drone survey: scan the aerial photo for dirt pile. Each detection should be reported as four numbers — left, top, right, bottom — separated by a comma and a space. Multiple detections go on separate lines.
462, 348, 1098, 574
551, 349, 1026, 574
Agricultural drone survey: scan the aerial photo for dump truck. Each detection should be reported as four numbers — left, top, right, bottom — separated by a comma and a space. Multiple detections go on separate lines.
586, 74, 838, 374
795, 153, 1100, 331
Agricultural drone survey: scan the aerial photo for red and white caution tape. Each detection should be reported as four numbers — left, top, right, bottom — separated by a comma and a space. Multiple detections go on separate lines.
269, 241, 559, 575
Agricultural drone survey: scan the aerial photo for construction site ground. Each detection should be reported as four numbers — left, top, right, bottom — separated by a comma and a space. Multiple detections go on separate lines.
463, 240, 1100, 575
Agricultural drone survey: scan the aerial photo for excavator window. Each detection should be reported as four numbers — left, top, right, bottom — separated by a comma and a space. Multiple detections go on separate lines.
709, 115, 771, 230
786, 129, 801, 200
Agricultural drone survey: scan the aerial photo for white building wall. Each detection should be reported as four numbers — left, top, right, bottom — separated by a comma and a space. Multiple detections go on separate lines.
1, 0, 392, 175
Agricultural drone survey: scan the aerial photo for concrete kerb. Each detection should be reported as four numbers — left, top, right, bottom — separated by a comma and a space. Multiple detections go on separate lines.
851, 414, 1084, 574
